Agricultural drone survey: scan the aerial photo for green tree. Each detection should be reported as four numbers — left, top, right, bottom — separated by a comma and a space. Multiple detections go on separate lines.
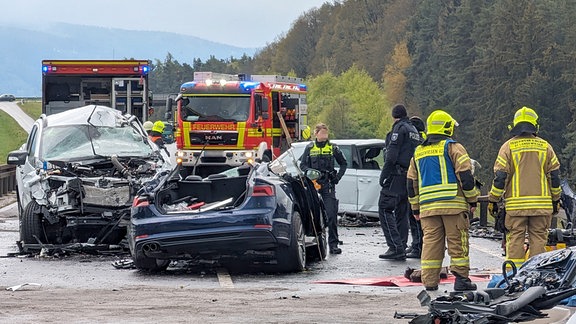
307, 66, 390, 139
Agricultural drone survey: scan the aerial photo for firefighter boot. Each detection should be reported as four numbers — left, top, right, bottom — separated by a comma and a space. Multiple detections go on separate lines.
453, 273, 477, 291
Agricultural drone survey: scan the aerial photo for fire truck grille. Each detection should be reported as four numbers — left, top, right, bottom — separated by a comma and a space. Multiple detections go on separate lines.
200, 157, 227, 163
189, 132, 238, 145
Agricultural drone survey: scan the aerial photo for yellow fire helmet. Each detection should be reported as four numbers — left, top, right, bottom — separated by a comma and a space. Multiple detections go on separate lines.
301, 125, 311, 140
426, 110, 459, 136
508, 106, 539, 134
152, 120, 165, 133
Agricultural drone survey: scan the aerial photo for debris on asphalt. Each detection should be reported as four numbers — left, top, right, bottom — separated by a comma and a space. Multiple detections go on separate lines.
6, 283, 41, 291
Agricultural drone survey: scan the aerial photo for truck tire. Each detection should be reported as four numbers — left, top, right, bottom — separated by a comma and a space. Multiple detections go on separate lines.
133, 252, 170, 272
275, 211, 306, 272
21, 201, 43, 244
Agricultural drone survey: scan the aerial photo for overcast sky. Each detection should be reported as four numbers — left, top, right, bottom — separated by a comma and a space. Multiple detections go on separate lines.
2, 0, 330, 48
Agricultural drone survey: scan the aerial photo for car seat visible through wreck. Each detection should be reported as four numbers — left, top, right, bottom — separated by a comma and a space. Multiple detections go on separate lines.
363, 147, 381, 170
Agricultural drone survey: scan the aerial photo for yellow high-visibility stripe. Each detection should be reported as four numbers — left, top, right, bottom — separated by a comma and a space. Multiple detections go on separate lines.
460, 228, 469, 256
439, 152, 448, 184
237, 122, 246, 147
490, 186, 504, 197
551, 155, 559, 165
420, 183, 458, 194
421, 198, 468, 211
450, 257, 469, 267
539, 151, 547, 196
463, 187, 480, 198
496, 156, 507, 168
506, 259, 525, 268
457, 154, 469, 165
409, 196, 419, 204
421, 259, 443, 269
505, 196, 552, 210
512, 152, 520, 197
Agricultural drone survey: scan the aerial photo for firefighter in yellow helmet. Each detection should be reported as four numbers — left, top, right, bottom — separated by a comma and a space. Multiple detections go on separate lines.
149, 121, 169, 154
407, 109, 479, 291
488, 107, 560, 269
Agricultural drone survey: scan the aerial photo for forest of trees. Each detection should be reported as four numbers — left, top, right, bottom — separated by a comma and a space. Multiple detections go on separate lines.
149, 0, 576, 187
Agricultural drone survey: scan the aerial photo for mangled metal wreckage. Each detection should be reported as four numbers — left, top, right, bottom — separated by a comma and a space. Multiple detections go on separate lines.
405, 247, 576, 323
7, 105, 172, 252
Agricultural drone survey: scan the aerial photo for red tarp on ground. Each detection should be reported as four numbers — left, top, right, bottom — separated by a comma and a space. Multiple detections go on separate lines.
313, 274, 492, 287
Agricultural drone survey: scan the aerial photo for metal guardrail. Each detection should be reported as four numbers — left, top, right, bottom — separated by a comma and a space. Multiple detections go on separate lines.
0, 164, 16, 197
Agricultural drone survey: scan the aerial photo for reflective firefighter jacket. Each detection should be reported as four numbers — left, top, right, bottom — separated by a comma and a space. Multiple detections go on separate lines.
407, 139, 479, 217
488, 134, 561, 216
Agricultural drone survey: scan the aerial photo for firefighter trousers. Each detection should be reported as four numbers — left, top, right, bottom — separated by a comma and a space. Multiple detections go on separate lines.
420, 211, 471, 287
505, 214, 552, 268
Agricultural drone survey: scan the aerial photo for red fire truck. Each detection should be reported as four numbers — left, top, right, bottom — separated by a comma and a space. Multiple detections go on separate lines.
167, 72, 308, 175
41, 60, 152, 121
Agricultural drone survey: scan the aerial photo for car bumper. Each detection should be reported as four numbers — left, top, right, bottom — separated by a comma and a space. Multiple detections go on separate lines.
133, 226, 280, 259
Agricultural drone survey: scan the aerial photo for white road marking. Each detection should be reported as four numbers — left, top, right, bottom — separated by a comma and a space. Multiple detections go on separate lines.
217, 268, 235, 288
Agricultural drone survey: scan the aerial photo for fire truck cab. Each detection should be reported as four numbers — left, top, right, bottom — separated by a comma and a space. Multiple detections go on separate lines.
167, 72, 308, 176
41, 60, 151, 122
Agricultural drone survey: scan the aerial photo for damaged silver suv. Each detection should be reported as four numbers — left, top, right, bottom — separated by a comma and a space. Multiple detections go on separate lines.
7, 105, 172, 249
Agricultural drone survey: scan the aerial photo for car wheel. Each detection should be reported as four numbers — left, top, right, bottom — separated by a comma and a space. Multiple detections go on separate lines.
21, 201, 43, 244
275, 211, 306, 272
133, 252, 170, 272
307, 213, 327, 261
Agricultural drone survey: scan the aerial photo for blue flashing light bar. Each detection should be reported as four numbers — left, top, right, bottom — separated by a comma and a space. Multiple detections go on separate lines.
298, 84, 307, 91
141, 65, 149, 74
42, 65, 50, 73
240, 81, 260, 92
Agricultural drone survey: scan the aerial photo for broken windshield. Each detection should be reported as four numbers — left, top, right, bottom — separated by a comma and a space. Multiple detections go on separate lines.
41, 124, 152, 161
181, 96, 250, 122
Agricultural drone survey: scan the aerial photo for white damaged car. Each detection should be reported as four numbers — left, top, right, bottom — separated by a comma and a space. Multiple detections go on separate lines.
7, 105, 172, 250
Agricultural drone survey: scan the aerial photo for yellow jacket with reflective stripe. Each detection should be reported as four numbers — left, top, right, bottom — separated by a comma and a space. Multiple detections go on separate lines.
407, 140, 479, 217
489, 135, 560, 216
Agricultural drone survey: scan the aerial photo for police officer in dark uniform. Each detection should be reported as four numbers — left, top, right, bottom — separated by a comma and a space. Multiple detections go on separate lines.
405, 116, 426, 259
378, 104, 421, 260
300, 123, 347, 254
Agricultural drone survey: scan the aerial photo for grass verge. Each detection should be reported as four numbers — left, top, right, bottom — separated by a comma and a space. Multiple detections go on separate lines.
0, 110, 28, 163
18, 100, 42, 120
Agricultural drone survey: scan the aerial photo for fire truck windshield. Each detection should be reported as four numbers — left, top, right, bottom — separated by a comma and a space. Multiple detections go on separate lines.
181, 96, 250, 122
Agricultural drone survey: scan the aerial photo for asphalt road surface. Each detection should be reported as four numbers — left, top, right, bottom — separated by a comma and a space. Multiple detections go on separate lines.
5, 198, 568, 323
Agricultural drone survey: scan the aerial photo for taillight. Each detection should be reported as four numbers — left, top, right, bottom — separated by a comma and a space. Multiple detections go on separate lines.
250, 185, 275, 197
132, 196, 150, 207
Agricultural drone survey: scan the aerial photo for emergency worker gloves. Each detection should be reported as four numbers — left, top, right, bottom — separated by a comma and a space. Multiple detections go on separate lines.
329, 171, 339, 185
553, 200, 561, 215
488, 202, 498, 217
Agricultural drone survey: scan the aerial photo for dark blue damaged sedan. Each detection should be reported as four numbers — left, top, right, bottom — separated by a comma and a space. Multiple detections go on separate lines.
128, 161, 327, 272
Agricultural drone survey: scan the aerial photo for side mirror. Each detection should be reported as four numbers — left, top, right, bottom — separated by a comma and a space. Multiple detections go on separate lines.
305, 168, 322, 181
7, 150, 28, 166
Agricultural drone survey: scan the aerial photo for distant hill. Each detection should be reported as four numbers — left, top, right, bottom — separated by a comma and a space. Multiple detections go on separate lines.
0, 23, 258, 97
